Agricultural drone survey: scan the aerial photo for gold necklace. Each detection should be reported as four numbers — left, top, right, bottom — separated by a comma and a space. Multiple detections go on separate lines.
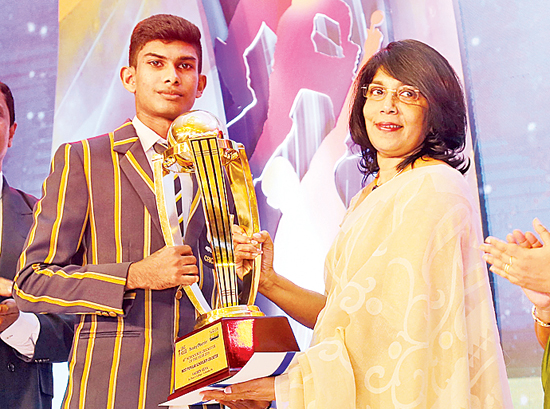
372, 168, 405, 190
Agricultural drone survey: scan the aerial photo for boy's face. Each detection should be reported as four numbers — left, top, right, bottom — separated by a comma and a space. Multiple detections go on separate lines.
122, 39, 206, 135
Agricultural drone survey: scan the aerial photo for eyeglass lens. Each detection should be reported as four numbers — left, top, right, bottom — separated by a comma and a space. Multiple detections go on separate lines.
362, 85, 420, 104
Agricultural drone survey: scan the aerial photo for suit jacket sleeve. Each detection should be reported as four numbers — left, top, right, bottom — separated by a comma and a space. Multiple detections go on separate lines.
13, 142, 131, 315
1, 177, 75, 365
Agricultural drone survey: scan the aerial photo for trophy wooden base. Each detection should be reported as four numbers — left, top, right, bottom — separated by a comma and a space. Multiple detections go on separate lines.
168, 315, 299, 400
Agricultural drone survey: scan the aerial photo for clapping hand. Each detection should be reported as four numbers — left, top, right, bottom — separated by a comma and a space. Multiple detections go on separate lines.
481, 218, 550, 293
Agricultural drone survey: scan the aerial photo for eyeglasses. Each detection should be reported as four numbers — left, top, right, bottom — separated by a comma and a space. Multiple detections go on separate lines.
361, 84, 422, 104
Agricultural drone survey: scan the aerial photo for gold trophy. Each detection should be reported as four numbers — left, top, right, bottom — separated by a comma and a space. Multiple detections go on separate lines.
152, 111, 298, 403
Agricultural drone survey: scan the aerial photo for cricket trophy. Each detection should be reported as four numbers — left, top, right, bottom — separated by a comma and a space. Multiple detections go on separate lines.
152, 110, 299, 406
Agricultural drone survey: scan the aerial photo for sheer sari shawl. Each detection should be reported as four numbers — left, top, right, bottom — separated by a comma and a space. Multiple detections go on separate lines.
275, 164, 512, 408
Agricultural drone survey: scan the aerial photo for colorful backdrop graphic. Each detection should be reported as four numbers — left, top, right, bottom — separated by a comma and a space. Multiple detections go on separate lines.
1, 0, 550, 407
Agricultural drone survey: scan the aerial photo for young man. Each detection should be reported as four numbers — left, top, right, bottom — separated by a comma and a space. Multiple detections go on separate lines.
0, 82, 73, 409
14, 15, 221, 408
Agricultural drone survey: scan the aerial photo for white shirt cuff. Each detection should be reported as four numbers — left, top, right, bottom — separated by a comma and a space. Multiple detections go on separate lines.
0, 311, 40, 358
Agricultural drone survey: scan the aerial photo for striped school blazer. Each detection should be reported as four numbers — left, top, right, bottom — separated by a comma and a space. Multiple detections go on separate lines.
14, 122, 219, 409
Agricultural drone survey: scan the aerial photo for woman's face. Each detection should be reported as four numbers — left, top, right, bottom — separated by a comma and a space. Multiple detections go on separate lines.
362, 69, 429, 162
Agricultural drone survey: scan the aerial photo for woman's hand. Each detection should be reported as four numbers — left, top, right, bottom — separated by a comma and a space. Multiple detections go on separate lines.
523, 288, 550, 319
504, 224, 550, 317
233, 226, 276, 292
200, 377, 275, 404
233, 225, 325, 328
480, 218, 550, 293
506, 228, 542, 249
482, 219, 550, 348
216, 399, 272, 409
505, 226, 550, 319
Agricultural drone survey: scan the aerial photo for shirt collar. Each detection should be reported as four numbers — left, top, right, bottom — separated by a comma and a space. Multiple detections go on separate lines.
132, 116, 166, 153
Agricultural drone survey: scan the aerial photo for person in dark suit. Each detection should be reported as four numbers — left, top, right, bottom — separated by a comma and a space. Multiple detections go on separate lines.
0, 82, 74, 408
13, 15, 268, 409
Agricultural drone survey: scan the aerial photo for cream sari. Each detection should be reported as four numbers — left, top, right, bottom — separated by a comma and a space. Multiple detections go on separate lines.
275, 164, 512, 408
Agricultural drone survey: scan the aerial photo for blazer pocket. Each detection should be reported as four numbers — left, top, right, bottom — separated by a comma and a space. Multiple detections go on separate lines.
79, 330, 142, 339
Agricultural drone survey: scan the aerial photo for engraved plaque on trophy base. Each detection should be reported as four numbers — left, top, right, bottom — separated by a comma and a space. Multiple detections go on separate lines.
168, 315, 299, 400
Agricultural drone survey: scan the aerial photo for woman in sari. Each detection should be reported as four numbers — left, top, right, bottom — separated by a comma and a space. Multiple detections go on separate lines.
203, 39, 512, 408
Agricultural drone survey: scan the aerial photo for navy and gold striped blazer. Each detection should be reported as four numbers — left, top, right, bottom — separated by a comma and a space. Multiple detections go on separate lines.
14, 122, 218, 409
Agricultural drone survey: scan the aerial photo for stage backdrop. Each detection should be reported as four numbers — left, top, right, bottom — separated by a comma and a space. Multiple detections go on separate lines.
1, 0, 549, 407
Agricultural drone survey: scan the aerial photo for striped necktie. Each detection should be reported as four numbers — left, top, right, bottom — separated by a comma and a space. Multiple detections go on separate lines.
154, 143, 185, 237
173, 174, 184, 236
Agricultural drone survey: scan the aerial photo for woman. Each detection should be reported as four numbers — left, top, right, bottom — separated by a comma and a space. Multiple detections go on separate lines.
203, 39, 512, 408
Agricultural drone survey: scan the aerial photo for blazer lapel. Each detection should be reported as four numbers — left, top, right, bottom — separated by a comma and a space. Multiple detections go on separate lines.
112, 123, 163, 238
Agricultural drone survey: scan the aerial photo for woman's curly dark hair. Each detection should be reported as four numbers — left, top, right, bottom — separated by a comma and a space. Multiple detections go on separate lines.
349, 39, 469, 178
